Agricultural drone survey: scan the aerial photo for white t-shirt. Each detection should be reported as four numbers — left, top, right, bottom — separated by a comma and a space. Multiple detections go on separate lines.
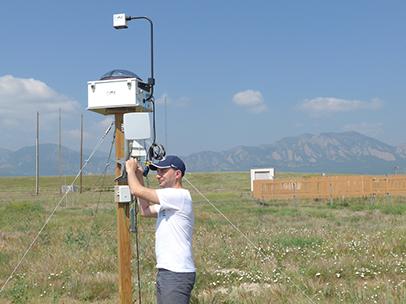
155, 187, 195, 272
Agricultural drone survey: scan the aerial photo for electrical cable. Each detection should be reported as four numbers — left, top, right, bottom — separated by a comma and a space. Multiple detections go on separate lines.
142, 97, 165, 177
0, 122, 114, 296
132, 196, 142, 304
151, 97, 156, 143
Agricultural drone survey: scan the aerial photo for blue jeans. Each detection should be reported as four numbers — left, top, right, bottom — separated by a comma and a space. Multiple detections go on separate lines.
156, 268, 196, 304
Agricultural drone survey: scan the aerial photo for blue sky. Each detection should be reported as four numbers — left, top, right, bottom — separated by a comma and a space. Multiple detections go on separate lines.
1, 1, 405, 156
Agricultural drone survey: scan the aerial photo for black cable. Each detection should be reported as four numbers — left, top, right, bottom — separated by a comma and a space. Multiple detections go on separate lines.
133, 200, 142, 304
152, 97, 156, 143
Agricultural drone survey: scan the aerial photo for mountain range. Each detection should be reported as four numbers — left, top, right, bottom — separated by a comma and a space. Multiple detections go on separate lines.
183, 131, 406, 174
1, 131, 405, 176
0, 144, 109, 176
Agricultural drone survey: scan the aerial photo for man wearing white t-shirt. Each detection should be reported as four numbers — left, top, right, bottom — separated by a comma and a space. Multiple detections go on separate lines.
125, 155, 195, 304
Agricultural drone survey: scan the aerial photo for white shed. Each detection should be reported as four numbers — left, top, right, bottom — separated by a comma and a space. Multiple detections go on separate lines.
250, 168, 275, 192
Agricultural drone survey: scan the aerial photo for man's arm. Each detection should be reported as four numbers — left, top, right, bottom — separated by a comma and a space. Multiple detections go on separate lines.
133, 170, 159, 218
126, 158, 160, 217
136, 197, 159, 218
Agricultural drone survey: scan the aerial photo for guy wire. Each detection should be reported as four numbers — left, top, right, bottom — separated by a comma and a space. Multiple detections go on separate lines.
0, 122, 114, 295
82, 130, 116, 251
184, 176, 262, 253
94, 130, 116, 215
183, 176, 317, 304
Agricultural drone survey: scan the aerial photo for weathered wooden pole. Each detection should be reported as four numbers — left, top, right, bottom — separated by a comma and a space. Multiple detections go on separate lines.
114, 113, 132, 303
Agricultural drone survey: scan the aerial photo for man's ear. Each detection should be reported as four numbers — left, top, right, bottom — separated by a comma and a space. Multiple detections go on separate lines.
175, 170, 183, 179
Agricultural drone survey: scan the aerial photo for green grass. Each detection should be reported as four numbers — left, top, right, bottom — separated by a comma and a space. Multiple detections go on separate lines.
0, 173, 405, 303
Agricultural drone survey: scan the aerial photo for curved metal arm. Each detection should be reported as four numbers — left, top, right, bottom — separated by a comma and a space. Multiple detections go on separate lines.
127, 16, 155, 101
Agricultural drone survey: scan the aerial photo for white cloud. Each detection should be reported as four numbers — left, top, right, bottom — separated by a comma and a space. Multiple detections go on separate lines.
0, 75, 82, 149
299, 97, 382, 116
0, 75, 81, 125
232, 90, 267, 113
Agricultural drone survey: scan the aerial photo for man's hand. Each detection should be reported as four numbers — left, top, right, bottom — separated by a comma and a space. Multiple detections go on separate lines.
125, 158, 160, 208
125, 157, 138, 172
126, 158, 144, 177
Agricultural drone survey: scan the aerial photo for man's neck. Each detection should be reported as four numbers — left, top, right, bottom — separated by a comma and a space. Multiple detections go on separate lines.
162, 182, 182, 189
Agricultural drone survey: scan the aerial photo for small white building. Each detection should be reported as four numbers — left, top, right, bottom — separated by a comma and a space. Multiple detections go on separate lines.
250, 168, 275, 192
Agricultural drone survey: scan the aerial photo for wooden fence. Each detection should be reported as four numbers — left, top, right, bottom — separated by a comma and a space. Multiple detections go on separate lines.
252, 175, 406, 200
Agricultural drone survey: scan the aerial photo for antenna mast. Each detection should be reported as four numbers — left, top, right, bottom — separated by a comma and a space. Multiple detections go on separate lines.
36, 112, 40, 195
80, 114, 83, 193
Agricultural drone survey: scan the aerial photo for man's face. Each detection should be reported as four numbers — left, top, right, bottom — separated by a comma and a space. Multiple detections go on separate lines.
156, 167, 179, 188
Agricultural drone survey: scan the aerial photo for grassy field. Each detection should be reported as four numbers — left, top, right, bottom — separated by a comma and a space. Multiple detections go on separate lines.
0, 173, 405, 303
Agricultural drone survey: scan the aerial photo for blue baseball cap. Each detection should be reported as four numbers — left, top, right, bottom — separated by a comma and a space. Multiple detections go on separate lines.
149, 155, 186, 176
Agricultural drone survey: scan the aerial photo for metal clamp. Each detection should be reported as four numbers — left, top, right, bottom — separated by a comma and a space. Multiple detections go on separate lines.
114, 158, 128, 183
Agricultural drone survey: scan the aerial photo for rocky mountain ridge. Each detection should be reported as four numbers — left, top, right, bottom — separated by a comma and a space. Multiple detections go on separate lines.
183, 131, 406, 174
1, 131, 405, 176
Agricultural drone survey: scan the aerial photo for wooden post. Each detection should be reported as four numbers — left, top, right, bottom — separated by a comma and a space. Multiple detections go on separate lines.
114, 113, 133, 303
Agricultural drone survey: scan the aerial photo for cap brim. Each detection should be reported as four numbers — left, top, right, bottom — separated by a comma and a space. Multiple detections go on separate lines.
148, 163, 171, 171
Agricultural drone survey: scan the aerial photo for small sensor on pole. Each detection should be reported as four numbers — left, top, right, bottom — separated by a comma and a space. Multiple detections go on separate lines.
113, 13, 128, 29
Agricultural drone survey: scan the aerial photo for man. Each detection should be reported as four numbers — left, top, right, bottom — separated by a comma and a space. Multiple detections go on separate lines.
125, 155, 196, 304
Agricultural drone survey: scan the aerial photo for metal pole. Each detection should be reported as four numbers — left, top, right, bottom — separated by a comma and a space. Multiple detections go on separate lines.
164, 95, 168, 149
80, 114, 83, 193
59, 109, 62, 182
36, 112, 40, 195
127, 16, 155, 100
